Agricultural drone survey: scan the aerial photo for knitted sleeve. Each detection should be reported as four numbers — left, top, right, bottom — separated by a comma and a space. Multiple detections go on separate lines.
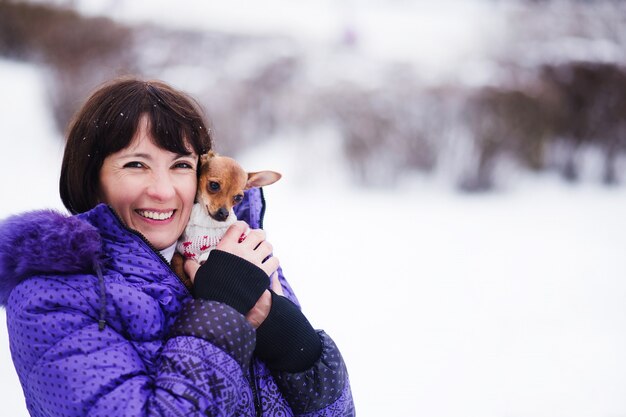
272, 332, 355, 416
254, 290, 322, 372
193, 250, 323, 372
6, 275, 257, 416
192, 249, 270, 314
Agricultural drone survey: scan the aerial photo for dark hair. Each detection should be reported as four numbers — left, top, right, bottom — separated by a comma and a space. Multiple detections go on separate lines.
60, 77, 212, 214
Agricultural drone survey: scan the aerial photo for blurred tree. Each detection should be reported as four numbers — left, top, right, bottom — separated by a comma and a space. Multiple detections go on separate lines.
0, 0, 136, 130
540, 61, 626, 184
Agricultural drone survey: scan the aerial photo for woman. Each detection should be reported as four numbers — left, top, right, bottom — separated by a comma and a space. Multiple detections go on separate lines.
0, 78, 354, 416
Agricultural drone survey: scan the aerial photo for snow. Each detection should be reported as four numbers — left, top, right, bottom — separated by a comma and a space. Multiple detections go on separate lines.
0, 59, 65, 417
1, 2, 626, 414
0, 62, 65, 214
247, 140, 626, 417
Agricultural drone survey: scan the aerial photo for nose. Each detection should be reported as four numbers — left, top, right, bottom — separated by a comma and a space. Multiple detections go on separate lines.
147, 172, 176, 202
215, 207, 229, 221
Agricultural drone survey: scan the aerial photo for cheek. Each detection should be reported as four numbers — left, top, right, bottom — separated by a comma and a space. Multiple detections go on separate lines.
98, 172, 118, 206
102, 185, 134, 216
180, 177, 198, 205
99, 169, 138, 214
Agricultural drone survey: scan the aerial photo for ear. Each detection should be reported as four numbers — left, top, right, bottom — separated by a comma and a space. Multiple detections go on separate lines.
246, 171, 282, 189
200, 151, 217, 164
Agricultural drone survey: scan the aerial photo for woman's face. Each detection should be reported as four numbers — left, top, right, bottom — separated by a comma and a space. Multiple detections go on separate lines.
99, 116, 198, 250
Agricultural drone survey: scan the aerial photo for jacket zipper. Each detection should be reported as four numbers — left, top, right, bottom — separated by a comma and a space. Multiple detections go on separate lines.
106, 206, 191, 294
250, 187, 265, 417
249, 361, 262, 417
251, 188, 266, 416
258, 187, 267, 230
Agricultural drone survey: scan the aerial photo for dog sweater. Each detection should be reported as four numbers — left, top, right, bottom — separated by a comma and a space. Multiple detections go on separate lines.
176, 203, 237, 262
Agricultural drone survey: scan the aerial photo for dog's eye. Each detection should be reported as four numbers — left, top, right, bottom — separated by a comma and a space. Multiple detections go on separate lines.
233, 194, 243, 204
209, 182, 220, 192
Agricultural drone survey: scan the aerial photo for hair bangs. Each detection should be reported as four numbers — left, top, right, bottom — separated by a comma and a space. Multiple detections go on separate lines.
144, 83, 211, 157
61, 77, 213, 214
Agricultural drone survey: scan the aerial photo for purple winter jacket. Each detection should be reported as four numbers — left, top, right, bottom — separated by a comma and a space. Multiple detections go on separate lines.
0, 188, 354, 416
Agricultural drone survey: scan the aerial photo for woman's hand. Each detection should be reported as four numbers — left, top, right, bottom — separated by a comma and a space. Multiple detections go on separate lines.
216, 221, 279, 277
183, 221, 283, 329
183, 221, 280, 283
245, 272, 284, 329
185, 255, 284, 329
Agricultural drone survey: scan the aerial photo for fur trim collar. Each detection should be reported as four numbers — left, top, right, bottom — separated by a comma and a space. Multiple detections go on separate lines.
0, 209, 102, 306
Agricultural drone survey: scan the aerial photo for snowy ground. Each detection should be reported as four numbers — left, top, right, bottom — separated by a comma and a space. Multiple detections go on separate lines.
1, 27, 626, 417
249, 143, 626, 417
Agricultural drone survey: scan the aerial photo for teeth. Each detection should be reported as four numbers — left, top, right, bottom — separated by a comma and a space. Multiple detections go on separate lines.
138, 210, 174, 220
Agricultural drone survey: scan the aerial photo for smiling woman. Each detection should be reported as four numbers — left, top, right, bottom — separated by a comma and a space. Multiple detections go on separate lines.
59, 78, 210, 215
0, 77, 355, 416
98, 115, 198, 250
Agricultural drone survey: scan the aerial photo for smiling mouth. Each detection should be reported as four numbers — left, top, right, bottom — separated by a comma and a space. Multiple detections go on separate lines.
137, 210, 175, 221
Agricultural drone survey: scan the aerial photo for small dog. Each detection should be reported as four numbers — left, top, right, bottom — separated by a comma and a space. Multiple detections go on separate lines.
171, 151, 281, 285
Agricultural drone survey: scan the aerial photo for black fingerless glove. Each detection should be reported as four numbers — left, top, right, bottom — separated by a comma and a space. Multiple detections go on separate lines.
255, 290, 323, 373
193, 250, 270, 315
194, 250, 322, 372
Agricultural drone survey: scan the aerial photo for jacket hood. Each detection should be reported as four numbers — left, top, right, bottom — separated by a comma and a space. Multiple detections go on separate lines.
0, 209, 102, 306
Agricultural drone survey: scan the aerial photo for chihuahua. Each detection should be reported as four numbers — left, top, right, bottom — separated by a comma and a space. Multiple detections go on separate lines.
171, 151, 281, 285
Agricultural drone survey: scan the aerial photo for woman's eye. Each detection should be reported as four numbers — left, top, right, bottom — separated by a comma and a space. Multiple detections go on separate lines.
123, 161, 145, 169
173, 162, 194, 169
233, 194, 243, 204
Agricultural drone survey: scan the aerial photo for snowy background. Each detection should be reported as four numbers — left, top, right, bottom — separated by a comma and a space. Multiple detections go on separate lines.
1, 1, 626, 416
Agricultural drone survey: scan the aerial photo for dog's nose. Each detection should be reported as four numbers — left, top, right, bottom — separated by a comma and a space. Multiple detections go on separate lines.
215, 207, 229, 221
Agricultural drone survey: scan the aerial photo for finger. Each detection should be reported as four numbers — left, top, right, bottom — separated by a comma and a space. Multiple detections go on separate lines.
271, 271, 284, 296
183, 259, 201, 284
241, 229, 266, 249
261, 256, 279, 277
245, 290, 271, 328
222, 221, 249, 243
253, 241, 274, 262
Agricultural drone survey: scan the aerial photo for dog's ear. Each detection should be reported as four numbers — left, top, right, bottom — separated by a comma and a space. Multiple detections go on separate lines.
200, 151, 218, 165
246, 171, 282, 189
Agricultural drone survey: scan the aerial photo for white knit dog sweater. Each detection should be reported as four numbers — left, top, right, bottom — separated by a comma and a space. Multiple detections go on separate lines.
176, 203, 237, 262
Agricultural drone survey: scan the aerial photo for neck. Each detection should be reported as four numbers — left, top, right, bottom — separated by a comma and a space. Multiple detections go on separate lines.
159, 242, 177, 262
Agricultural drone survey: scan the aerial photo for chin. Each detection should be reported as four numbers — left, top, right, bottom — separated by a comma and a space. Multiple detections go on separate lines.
145, 235, 177, 251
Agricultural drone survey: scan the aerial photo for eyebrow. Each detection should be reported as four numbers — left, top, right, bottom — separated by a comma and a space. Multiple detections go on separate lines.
122, 152, 152, 160
120, 152, 196, 160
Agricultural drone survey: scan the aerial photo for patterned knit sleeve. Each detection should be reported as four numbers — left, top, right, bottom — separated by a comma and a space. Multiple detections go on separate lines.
270, 331, 356, 416
6, 276, 257, 416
